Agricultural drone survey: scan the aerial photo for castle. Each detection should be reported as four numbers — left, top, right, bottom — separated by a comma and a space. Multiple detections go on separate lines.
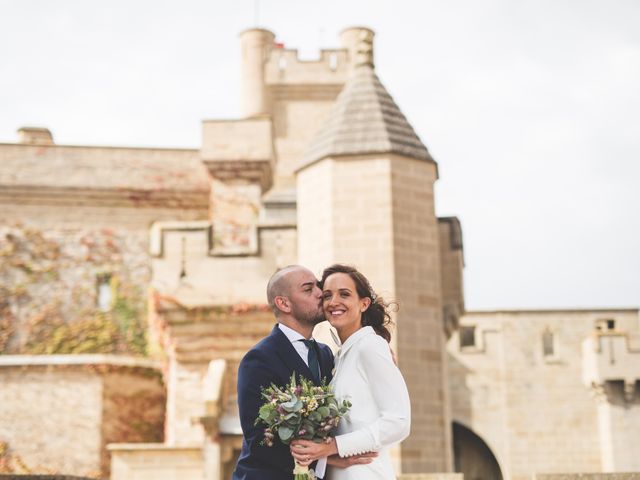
0, 27, 639, 480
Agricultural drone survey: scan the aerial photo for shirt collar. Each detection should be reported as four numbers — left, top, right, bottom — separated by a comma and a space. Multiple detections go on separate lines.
278, 323, 307, 344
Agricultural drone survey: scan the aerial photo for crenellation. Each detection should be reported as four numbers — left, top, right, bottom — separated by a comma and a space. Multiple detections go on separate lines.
265, 48, 349, 85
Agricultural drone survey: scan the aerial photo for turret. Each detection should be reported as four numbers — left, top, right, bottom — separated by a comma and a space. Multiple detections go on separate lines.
295, 29, 452, 474
239, 28, 275, 118
339, 26, 375, 72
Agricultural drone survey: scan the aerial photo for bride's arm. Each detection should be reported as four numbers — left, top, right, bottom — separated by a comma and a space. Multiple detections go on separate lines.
290, 440, 378, 464
334, 337, 411, 457
327, 451, 378, 467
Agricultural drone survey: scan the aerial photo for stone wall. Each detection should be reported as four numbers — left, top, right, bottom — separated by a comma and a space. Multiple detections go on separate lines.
0, 139, 210, 356
101, 370, 166, 474
0, 143, 209, 216
109, 444, 203, 480
0, 356, 164, 478
0, 223, 150, 356
297, 153, 451, 473
447, 309, 640, 480
390, 157, 450, 473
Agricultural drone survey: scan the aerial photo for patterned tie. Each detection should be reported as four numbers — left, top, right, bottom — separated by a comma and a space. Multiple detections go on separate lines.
301, 339, 321, 383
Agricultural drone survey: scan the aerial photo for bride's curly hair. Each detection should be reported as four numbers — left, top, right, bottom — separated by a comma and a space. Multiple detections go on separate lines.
320, 264, 395, 343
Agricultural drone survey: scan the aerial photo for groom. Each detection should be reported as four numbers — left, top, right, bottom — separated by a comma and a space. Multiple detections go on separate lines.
233, 265, 375, 480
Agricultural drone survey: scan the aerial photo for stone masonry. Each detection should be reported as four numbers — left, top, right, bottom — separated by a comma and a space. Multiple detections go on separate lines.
448, 309, 640, 480
0, 355, 164, 478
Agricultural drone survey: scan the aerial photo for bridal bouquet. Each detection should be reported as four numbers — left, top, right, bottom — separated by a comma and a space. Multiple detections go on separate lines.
255, 373, 351, 480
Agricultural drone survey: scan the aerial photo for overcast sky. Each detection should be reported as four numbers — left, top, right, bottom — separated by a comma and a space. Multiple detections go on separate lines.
1, 0, 638, 310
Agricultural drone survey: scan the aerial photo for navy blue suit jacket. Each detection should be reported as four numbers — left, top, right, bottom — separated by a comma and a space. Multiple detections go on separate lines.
233, 324, 334, 480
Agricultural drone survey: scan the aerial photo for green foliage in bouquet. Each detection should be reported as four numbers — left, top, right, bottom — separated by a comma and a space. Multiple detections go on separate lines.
255, 373, 351, 447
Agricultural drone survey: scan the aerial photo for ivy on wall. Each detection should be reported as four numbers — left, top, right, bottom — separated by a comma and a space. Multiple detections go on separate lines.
0, 223, 149, 356
0, 441, 32, 475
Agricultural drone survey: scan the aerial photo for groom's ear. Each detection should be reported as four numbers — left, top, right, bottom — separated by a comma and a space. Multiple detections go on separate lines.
274, 296, 291, 314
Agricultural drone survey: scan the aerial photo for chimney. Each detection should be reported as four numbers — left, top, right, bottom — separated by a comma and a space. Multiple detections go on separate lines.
17, 127, 54, 145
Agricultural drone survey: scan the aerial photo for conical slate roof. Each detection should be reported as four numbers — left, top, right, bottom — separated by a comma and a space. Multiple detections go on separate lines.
298, 65, 433, 169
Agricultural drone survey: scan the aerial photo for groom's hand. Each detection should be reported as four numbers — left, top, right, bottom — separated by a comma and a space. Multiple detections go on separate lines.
327, 451, 378, 468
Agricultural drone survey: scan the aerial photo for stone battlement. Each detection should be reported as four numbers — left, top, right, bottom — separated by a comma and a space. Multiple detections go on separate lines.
265, 47, 349, 85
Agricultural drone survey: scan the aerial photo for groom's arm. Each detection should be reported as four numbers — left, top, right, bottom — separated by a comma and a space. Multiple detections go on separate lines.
237, 348, 283, 467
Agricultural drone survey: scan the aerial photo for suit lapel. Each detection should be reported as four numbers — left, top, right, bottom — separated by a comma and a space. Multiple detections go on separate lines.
271, 325, 316, 383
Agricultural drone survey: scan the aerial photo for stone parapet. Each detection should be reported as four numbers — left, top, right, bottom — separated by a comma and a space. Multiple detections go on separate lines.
0, 354, 161, 369
0, 142, 207, 192
533, 474, 640, 479
108, 444, 203, 480
149, 220, 296, 305
201, 117, 274, 192
201, 118, 273, 162
265, 48, 349, 85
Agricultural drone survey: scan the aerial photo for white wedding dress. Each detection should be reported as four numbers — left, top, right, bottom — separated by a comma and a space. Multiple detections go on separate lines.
326, 326, 411, 480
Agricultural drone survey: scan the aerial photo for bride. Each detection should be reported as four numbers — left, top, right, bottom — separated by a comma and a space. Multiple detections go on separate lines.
291, 264, 411, 479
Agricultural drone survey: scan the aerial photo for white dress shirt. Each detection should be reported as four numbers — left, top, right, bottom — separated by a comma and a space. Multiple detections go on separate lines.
278, 323, 311, 366
329, 326, 411, 480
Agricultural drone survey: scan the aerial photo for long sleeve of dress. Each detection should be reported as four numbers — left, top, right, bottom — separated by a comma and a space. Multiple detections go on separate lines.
334, 336, 411, 457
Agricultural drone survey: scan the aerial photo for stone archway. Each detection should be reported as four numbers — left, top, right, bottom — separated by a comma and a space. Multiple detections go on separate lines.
452, 421, 503, 480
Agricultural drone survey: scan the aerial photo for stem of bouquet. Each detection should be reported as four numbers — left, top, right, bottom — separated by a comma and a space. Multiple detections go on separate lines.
293, 461, 315, 480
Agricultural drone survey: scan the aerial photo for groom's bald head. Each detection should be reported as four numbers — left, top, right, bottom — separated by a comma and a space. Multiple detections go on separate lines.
266, 265, 304, 315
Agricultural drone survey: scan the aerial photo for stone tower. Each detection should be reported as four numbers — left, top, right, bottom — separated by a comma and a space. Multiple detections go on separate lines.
296, 27, 452, 473
238, 27, 350, 194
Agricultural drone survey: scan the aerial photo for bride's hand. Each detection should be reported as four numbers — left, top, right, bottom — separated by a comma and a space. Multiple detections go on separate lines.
290, 438, 338, 462
290, 446, 313, 466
